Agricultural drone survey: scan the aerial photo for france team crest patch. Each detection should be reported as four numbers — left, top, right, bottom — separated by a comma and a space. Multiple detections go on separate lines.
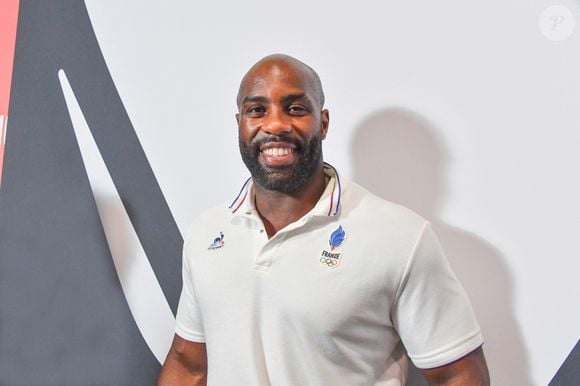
320, 225, 346, 268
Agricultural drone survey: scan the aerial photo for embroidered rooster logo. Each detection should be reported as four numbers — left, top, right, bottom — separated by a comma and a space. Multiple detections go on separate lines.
208, 232, 224, 250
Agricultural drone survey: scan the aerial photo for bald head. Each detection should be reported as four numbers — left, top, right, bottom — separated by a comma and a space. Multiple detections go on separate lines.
237, 54, 325, 110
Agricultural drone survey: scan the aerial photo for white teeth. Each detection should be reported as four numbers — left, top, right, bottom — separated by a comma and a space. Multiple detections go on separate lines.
263, 148, 292, 157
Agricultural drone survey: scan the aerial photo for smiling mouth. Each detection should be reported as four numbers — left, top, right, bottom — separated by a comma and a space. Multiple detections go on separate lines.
258, 143, 297, 165
261, 147, 294, 157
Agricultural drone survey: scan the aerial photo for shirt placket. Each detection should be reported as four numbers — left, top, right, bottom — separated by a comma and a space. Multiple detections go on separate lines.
255, 215, 319, 271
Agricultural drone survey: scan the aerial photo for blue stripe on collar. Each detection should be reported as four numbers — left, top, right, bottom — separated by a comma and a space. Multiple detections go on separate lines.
323, 162, 341, 216
228, 177, 252, 213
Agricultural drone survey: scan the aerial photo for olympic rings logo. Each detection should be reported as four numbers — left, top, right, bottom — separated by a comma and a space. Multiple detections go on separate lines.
320, 256, 340, 268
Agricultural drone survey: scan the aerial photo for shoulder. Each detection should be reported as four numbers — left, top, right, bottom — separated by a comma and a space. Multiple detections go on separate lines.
340, 178, 427, 234
183, 203, 231, 245
336, 178, 430, 265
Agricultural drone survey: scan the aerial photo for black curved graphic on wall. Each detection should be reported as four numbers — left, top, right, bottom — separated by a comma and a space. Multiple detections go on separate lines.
0, 1, 181, 384
550, 340, 580, 386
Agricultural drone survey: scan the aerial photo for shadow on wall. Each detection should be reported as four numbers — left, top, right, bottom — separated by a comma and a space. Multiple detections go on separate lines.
350, 107, 532, 386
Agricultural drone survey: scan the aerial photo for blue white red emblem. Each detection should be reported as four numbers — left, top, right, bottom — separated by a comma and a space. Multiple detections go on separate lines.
320, 225, 346, 268
208, 232, 224, 250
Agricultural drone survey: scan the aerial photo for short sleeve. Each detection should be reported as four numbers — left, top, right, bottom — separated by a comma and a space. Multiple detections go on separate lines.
391, 222, 483, 369
174, 238, 206, 342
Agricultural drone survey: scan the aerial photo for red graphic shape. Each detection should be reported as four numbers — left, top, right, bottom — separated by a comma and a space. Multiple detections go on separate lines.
0, 0, 20, 187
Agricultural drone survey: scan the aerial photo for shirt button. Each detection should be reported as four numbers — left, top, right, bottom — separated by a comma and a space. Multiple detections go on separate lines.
259, 229, 265, 233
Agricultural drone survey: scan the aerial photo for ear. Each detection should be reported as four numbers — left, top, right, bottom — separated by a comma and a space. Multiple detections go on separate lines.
320, 109, 329, 140
235, 113, 241, 126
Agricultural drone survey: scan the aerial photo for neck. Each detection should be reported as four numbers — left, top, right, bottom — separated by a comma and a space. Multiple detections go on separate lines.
254, 167, 327, 238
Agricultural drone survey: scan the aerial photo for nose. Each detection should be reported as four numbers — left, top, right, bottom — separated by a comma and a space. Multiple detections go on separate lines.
262, 107, 291, 136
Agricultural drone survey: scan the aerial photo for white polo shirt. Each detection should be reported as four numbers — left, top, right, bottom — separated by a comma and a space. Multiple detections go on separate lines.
175, 163, 483, 386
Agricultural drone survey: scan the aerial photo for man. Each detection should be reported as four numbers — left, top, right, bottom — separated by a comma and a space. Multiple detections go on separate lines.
158, 54, 489, 385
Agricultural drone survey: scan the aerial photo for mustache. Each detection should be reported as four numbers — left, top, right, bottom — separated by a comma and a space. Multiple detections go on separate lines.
250, 134, 301, 148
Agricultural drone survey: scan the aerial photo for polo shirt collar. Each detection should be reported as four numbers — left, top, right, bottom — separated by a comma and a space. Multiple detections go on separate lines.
229, 162, 342, 218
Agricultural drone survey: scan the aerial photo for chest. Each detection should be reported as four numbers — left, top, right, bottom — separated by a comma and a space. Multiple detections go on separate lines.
188, 222, 406, 331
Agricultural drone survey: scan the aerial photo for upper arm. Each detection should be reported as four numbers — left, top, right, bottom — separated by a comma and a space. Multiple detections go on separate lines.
175, 235, 205, 342
420, 346, 490, 386
392, 223, 484, 368
157, 334, 207, 386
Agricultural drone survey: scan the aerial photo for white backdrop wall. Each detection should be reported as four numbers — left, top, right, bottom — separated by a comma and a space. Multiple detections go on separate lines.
85, 1, 580, 385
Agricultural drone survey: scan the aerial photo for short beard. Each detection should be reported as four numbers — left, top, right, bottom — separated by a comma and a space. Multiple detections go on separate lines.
239, 133, 323, 194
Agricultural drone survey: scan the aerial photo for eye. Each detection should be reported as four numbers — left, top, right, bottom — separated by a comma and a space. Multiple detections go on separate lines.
288, 105, 309, 115
245, 105, 266, 117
